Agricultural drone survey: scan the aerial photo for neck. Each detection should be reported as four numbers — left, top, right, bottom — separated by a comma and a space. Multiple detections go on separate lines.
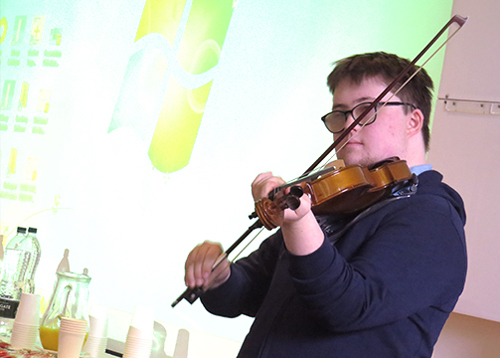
404, 137, 427, 168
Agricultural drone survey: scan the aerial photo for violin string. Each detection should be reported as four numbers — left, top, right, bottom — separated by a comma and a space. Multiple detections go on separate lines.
318, 24, 463, 171
272, 167, 334, 196
230, 227, 266, 262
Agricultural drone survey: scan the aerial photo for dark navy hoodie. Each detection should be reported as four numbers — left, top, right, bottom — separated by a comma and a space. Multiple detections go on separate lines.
202, 170, 467, 357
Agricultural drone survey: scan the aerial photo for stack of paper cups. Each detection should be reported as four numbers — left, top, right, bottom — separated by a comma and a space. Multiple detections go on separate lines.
10, 293, 42, 350
58, 317, 88, 358
123, 306, 154, 358
83, 305, 109, 358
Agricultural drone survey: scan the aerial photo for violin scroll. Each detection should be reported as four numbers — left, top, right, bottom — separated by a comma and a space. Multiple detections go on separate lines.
254, 186, 304, 230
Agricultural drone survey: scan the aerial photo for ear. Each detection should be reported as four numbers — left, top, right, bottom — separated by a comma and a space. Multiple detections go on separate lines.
407, 108, 424, 138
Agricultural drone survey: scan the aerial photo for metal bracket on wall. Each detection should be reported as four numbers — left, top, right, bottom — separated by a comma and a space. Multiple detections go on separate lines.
440, 96, 500, 115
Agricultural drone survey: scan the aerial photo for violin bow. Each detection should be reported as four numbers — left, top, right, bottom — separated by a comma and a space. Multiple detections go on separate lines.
171, 14, 468, 308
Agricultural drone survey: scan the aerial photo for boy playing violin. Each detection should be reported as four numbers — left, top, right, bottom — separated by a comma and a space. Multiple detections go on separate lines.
182, 52, 467, 358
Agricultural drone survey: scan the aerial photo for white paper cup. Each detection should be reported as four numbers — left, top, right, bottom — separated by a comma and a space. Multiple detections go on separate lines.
83, 335, 107, 358
88, 313, 108, 338
11, 295, 41, 351
58, 329, 87, 358
14, 293, 41, 326
60, 317, 88, 334
123, 336, 152, 358
10, 321, 39, 349
126, 325, 153, 339
130, 306, 153, 334
121, 306, 153, 358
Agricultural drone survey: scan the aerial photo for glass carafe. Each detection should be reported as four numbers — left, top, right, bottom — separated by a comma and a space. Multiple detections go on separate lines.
39, 272, 91, 351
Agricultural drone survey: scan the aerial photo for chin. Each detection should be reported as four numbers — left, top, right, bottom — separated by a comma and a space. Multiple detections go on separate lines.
337, 151, 364, 166
340, 154, 381, 167
341, 157, 366, 167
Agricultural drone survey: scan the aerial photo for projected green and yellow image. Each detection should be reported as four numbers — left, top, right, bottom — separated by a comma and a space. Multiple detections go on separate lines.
110, 0, 235, 174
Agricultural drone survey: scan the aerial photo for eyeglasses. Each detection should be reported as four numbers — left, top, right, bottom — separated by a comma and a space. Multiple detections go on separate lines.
321, 102, 417, 134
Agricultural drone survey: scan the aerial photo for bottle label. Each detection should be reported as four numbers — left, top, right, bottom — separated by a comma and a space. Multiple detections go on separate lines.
0, 297, 19, 319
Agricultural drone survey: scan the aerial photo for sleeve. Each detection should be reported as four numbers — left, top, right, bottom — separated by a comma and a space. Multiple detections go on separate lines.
287, 195, 467, 332
201, 230, 285, 318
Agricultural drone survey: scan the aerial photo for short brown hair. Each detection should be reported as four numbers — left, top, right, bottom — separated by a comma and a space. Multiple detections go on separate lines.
327, 52, 434, 151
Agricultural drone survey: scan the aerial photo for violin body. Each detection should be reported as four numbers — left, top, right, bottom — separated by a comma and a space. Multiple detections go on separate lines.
255, 157, 412, 230
308, 157, 412, 214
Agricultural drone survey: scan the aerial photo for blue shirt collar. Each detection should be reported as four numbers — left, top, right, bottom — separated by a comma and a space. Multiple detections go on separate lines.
410, 164, 432, 176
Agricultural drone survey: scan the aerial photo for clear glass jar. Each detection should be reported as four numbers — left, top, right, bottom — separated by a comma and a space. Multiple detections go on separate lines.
39, 272, 91, 351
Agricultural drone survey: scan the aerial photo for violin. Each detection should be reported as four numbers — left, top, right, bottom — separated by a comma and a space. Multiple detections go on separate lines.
254, 157, 412, 230
171, 14, 468, 308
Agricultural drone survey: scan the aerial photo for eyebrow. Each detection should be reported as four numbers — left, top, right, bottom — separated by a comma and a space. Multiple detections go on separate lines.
332, 97, 375, 110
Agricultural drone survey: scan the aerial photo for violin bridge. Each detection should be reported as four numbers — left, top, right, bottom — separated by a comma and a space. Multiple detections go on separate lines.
325, 159, 345, 171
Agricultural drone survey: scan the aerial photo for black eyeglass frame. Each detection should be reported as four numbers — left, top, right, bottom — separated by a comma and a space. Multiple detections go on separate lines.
321, 101, 417, 134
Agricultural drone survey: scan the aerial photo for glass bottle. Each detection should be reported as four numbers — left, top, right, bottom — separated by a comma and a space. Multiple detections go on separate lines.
23, 227, 42, 294
0, 227, 29, 337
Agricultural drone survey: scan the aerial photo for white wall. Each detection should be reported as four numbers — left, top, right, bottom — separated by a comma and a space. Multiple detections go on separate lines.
429, 0, 500, 355
427, 0, 500, 321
